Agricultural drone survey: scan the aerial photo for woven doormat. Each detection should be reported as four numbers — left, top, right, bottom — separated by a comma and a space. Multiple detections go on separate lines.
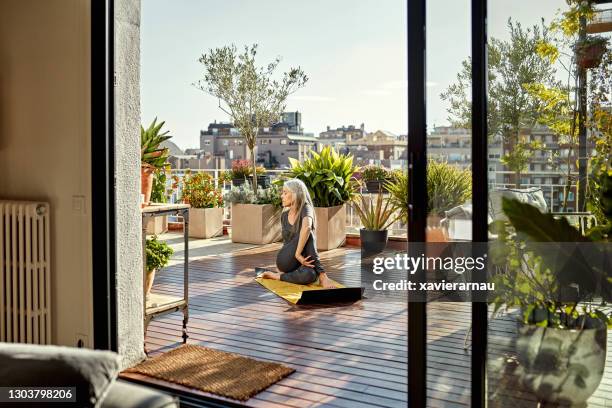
125, 344, 294, 401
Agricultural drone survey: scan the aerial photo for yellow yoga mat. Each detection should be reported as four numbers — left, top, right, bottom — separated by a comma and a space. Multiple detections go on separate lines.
255, 277, 345, 305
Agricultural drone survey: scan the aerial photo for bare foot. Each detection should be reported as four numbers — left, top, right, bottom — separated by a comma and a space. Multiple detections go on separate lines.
261, 271, 281, 280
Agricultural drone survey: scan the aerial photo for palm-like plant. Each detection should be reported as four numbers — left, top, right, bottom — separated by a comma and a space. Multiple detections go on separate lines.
287, 146, 358, 207
384, 171, 409, 223
141, 117, 172, 169
352, 191, 399, 231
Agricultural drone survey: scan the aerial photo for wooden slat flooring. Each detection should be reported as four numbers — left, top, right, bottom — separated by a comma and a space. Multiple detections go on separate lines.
121, 239, 612, 407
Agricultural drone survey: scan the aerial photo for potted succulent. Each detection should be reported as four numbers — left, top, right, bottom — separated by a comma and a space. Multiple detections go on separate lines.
144, 235, 174, 297
141, 118, 172, 207
490, 181, 612, 406
224, 184, 282, 244
361, 165, 391, 193
287, 146, 358, 251
180, 171, 224, 239
351, 190, 400, 257
575, 35, 609, 69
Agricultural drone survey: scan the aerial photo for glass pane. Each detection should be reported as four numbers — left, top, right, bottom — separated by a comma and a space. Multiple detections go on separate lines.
426, 0, 473, 405
486, 0, 611, 406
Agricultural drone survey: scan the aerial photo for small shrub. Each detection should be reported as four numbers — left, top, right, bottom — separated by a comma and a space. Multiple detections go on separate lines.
145, 236, 173, 273
180, 172, 223, 208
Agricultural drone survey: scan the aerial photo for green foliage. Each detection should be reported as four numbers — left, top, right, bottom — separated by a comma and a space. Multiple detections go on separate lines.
141, 118, 172, 169
351, 191, 399, 231
490, 198, 611, 329
384, 162, 472, 222
427, 161, 472, 217
195, 44, 307, 192
441, 19, 556, 187
180, 171, 223, 209
286, 146, 358, 207
230, 160, 265, 179
586, 173, 612, 241
150, 169, 169, 203
361, 165, 390, 181
145, 236, 173, 273
223, 184, 282, 208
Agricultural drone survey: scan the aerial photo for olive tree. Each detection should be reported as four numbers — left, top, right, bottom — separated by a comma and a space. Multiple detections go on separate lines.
195, 44, 308, 191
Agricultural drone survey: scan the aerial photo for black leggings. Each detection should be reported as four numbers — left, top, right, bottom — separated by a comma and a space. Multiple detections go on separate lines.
280, 265, 318, 285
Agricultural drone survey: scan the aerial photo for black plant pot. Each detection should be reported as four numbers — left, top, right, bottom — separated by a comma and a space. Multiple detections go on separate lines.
232, 178, 246, 187
365, 180, 382, 193
248, 175, 271, 189
360, 228, 388, 257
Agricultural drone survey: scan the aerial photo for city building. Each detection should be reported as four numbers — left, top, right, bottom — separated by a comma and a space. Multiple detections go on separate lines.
318, 124, 366, 153
199, 112, 318, 169
346, 130, 407, 167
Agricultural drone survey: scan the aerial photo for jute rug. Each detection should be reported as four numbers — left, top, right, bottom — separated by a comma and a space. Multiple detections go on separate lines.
125, 344, 295, 401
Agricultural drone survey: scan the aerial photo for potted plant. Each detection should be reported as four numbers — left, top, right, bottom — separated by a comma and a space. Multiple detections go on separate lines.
361, 165, 391, 193
575, 35, 608, 69
224, 184, 282, 244
489, 183, 612, 405
230, 160, 269, 188
144, 235, 174, 297
141, 118, 172, 207
180, 171, 224, 239
351, 190, 400, 257
287, 146, 358, 251
146, 168, 170, 234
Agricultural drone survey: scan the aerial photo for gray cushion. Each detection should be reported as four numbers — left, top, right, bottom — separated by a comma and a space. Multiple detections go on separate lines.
489, 187, 547, 221
0, 342, 121, 408
102, 380, 178, 408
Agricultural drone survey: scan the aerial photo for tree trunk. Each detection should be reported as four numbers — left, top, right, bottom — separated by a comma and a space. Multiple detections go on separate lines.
515, 170, 521, 189
250, 147, 258, 193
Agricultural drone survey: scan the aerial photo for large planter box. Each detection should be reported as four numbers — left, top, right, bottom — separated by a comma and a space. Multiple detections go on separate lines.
231, 203, 281, 244
189, 207, 224, 239
314, 204, 346, 251
145, 215, 168, 235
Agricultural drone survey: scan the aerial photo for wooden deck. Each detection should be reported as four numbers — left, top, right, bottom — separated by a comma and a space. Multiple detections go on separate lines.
122, 238, 612, 407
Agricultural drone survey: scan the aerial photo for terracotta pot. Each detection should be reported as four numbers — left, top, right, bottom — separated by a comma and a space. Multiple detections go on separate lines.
141, 165, 155, 206
144, 268, 156, 296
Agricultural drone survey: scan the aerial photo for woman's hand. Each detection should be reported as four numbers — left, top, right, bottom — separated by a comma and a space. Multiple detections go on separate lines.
318, 272, 336, 289
295, 254, 315, 268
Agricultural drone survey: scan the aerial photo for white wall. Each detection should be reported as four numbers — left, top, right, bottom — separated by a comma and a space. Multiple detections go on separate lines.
0, 0, 93, 347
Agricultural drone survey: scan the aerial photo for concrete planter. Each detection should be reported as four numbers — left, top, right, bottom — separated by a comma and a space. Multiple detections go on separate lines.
516, 319, 607, 405
189, 207, 224, 239
231, 203, 281, 244
145, 215, 168, 235
314, 204, 346, 251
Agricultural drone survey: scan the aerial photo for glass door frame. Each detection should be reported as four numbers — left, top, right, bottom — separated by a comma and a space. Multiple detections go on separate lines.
406, 0, 488, 406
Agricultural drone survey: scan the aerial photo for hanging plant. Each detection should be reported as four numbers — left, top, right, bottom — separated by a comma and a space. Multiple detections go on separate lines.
575, 35, 608, 69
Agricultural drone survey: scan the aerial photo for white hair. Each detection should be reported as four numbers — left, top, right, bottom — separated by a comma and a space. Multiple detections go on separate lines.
284, 178, 316, 235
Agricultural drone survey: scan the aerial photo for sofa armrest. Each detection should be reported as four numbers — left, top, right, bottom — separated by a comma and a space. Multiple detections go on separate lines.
101, 380, 178, 408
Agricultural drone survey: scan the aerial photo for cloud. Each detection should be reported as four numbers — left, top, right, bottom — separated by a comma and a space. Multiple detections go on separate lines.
288, 95, 336, 102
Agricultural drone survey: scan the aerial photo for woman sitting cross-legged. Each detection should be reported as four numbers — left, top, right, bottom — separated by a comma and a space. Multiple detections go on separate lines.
259, 178, 336, 289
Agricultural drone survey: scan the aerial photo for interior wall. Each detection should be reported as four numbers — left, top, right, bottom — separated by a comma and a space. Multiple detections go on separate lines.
115, 0, 146, 367
0, 0, 93, 347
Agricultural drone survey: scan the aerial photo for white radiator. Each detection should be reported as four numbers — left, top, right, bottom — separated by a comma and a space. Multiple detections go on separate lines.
0, 200, 51, 344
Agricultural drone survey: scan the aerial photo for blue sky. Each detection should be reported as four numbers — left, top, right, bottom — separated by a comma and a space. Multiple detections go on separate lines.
141, 0, 568, 150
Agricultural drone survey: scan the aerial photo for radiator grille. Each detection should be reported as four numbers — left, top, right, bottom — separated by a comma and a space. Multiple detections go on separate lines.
0, 200, 51, 344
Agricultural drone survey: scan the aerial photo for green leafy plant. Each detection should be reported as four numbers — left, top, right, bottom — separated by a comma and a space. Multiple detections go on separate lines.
286, 146, 358, 207
384, 170, 409, 223
145, 236, 174, 274
223, 184, 282, 208
361, 165, 390, 182
489, 197, 611, 329
141, 118, 172, 169
150, 169, 169, 203
351, 191, 399, 231
383, 162, 472, 222
586, 173, 612, 242
180, 171, 223, 209
427, 161, 472, 217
